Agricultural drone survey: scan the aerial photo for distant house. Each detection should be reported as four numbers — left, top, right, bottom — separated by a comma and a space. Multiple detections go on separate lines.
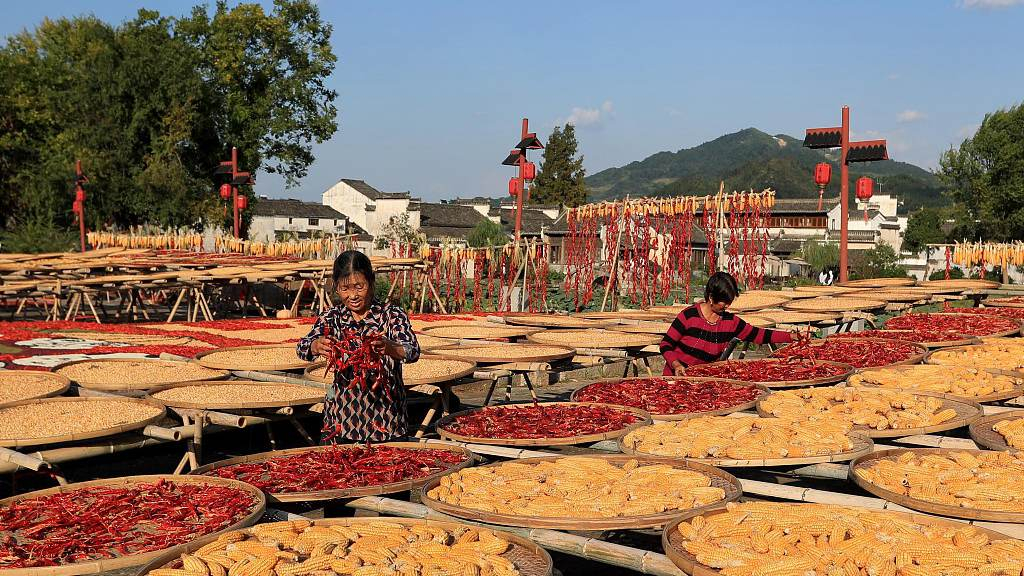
248, 198, 348, 243
415, 201, 493, 246
321, 179, 419, 239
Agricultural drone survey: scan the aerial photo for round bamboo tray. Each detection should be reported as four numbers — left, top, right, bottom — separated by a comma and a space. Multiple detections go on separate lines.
421, 325, 540, 340
53, 358, 229, 392
969, 410, 1024, 452
0, 474, 266, 576
755, 388, 982, 439
194, 344, 311, 371
190, 442, 474, 503
847, 290, 935, 303
782, 296, 886, 312
753, 310, 840, 324
304, 355, 477, 387
850, 448, 1024, 523
887, 312, 1023, 338
0, 397, 166, 448
985, 297, 1024, 309
683, 358, 856, 389
569, 377, 770, 421
606, 321, 672, 334
838, 277, 917, 288
772, 338, 929, 369
851, 364, 1024, 404
727, 293, 791, 312
420, 454, 742, 531
413, 333, 456, 350
830, 329, 978, 349
146, 380, 324, 410
737, 314, 775, 328
503, 315, 612, 329
927, 342, 1024, 372
792, 285, 857, 296
576, 310, 669, 321
661, 503, 1016, 576
920, 279, 1002, 291
0, 370, 71, 408
435, 401, 653, 446
619, 430, 874, 468
431, 343, 575, 364
136, 516, 552, 576
526, 329, 660, 349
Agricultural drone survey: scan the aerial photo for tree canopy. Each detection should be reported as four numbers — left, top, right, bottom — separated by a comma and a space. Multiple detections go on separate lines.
902, 207, 950, 254
531, 124, 587, 207
466, 219, 508, 248
0, 0, 337, 249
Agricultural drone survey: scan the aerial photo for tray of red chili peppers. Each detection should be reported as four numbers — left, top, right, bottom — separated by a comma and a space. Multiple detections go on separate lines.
434, 402, 652, 446
193, 442, 472, 503
683, 358, 856, 388
952, 306, 1024, 321
772, 337, 928, 369
885, 312, 1023, 338
570, 377, 768, 420
829, 329, 978, 349
0, 475, 264, 575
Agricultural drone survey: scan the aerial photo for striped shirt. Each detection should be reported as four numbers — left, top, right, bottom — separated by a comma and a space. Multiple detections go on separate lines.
659, 304, 793, 374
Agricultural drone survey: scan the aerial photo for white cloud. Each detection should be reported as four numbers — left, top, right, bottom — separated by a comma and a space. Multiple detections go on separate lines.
958, 0, 1024, 8
665, 106, 682, 117
957, 124, 980, 139
896, 110, 926, 123
887, 73, 901, 81
560, 100, 614, 128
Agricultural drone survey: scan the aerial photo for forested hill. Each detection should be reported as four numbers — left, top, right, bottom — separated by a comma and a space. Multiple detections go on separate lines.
585, 128, 947, 212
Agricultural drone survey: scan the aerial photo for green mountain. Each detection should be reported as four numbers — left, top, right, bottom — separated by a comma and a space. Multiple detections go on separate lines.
585, 128, 947, 212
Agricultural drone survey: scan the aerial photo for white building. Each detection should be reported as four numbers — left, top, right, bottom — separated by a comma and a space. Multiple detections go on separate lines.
248, 198, 348, 243
825, 193, 904, 252
321, 179, 420, 238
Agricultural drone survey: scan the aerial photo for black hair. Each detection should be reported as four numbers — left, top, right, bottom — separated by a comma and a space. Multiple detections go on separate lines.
704, 271, 740, 304
332, 250, 375, 285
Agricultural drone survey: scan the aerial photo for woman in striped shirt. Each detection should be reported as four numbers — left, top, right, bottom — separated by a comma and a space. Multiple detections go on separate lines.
660, 272, 797, 376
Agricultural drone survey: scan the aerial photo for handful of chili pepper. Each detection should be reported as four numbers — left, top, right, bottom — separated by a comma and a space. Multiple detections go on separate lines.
0, 479, 256, 568
773, 338, 923, 368
830, 329, 969, 344
684, 358, 849, 382
321, 326, 388, 398
885, 312, 1020, 337
574, 378, 759, 415
206, 446, 466, 494
440, 404, 640, 439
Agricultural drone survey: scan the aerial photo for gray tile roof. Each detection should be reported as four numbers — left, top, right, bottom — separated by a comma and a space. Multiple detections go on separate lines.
339, 179, 385, 200
251, 198, 346, 219
419, 202, 489, 230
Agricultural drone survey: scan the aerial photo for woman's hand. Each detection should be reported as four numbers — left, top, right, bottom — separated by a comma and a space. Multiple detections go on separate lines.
310, 336, 336, 357
369, 335, 405, 359
673, 362, 686, 376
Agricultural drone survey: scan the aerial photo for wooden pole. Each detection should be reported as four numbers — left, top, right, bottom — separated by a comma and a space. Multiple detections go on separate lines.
601, 197, 628, 312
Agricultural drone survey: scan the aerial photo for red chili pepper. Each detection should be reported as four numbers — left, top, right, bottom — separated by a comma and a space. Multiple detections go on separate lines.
684, 358, 848, 382
829, 329, 969, 344
944, 306, 1024, 321
439, 404, 640, 439
574, 378, 759, 415
772, 338, 922, 369
886, 312, 1020, 336
322, 328, 388, 398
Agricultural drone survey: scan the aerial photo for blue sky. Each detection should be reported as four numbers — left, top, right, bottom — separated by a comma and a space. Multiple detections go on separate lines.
4, 1, 1024, 202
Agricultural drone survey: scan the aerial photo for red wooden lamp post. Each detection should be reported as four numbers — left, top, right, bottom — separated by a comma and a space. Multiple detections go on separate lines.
72, 160, 88, 252
804, 106, 888, 283
813, 162, 831, 211
856, 176, 874, 222
214, 147, 254, 239
501, 119, 543, 239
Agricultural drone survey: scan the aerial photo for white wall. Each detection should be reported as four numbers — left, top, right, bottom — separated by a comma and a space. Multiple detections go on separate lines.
323, 181, 372, 232
372, 198, 413, 236
248, 215, 346, 243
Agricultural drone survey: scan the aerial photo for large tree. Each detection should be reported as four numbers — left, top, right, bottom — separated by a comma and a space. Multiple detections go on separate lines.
531, 124, 587, 207
938, 103, 1024, 241
902, 207, 949, 254
0, 0, 337, 249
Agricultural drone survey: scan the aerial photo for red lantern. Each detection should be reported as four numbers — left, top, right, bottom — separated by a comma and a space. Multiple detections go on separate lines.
219, 183, 232, 200
856, 177, 873, 202
75, 189, 86, 202
72, 200, 83, 214
814, 162, 831, 188
508, 177, 522, 197
236, 195, 248, 210
523, 161, 536, 181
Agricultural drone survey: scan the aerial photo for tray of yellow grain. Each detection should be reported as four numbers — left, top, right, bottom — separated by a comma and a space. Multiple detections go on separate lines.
194, 345, 311, 371
606, 321, 673, 334
0, 370, 71, 408
838, 277, 918, 288
526, 329, 660, 349
927, 341, 1024, 372
792, 285, 859, 296
304, 355, 479, 387
919, 278, 1002, 291
136, 516, 552, 576
726, 292, 791, 312
420, 454, 741, 530
576, 310, 670, 321
190, 442, 474, 503
0, 475, 266, 576
662, 501, 1024, 576
969, 410, 1024, 453
0, 397, 165, 448
851, 448, 1024, 523
502, 314, 612, 329
421, 325, 540, 340
54, 358, 229, 392
53, 331, 209, 348
850, 364, 1024, 404
755, 386, 982, 439
752, 310, 841, 324
847, 290, 936, 303
146, 381, 324, 410
430, 343, 575, 364
782, 296, 886, 312
619, 416, 873, 467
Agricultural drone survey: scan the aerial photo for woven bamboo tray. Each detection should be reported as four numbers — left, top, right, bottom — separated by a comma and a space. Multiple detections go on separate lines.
792, 285, 858, 296
753, 310, 840, 324
54, 358, 229, 392
782, 296, 886, 312
619, 430, 875, 468
420, 454, 741, 530
986, 297, 1024, 309
606, 321, 672, 334
503, 315, 612, 329
421, 325, 540, 340
302, 356, 478, 387
414, 333, 457, 350
888, 312, 1023, 338
526, 329, 661, 349
576, 310, 669, 321
927, 342, 1024, 372
831, 329, 978, 349
727, 293, 791, 312
683, 358, 856, 389
848, 290, 935, 303
737, 314, 775, 328
773, 337, 929, 368
136, 516, 553, 576
920, 279, 1002, 291
0, 474, 266, 576
661, 504, 1015, 576
755, 388, 982, 439
969, 410, 1024, 452
850, 448, 1024, 523
0, 397, 166, 448
431, 343, 575, 364
146, 380, 324, 410
0, 370, 71, 408
838, 277, 918, 288
190, 442, 474, 503
851, 365, 1024, 404
435, 401, 653, 446
569, 377, 770, 421
194, 344, 311, 371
